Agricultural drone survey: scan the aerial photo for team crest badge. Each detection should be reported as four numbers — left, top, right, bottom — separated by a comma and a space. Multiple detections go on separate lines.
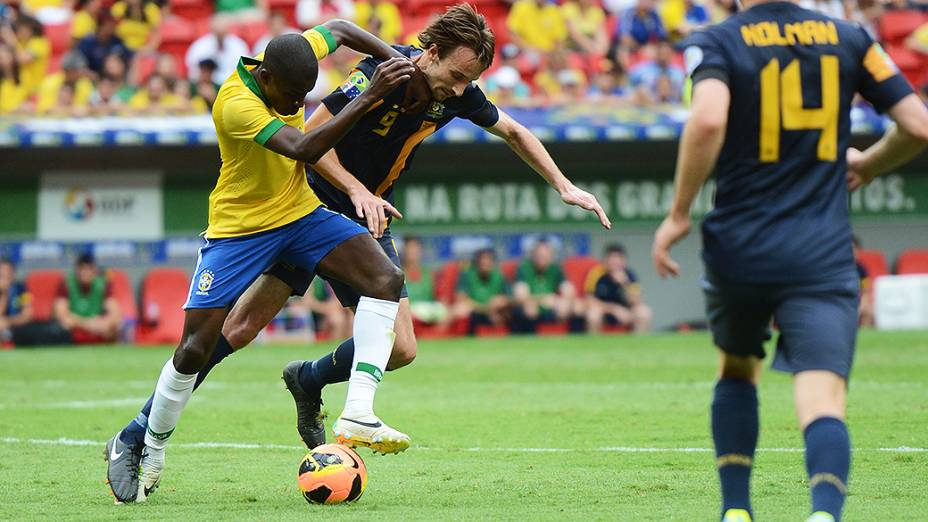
197, 269, 214, 293
426, 101, 445, 119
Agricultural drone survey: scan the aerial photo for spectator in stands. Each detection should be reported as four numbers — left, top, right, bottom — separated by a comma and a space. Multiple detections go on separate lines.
185, 15, 250, 84
252, 11, 299, 56
71, 0, 102, 42
0, 259, 32, 345
77, 14, 130, 76
799, 0, 847, 18
297, 0, 355, 30
36, 51, 94, 114
129, 72, 205, 114
853, 236, 875, 327
303, 279, 353, 340
153, 52, 181, 89
453, 248, 511, 332
5, 15, 49, 96
101, 52, 134, 98
0, 43, 27, 114
355, 0, 403, 44
53, 253, 122, 343
90, 74, 128, 114
585, 243, 652, 333
485, 63, 533, 107
190, 58, 220, 108
629, 41, 684, 105
111, 0, 161, 52
402, 236, 449, 326
23, 0, 70, 24
616, 0, 667, 66
907, 20, 928, 55
587, 62, 631, 101
507, 0, 568, 62
562, 0, 609, 62
660, 0, 710, 40
535, 49, 588, 106
512, 239, 579, 332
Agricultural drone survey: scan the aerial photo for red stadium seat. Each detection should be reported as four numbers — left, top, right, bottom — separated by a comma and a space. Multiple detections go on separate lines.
25, 270, 65, 321
169, 0, 214, 22
106, 268, 137, 322
857, 249, 889, 279
136, 268, 188, 345
45, 22, 72, 55
267, 0, 298, 28
536, 322, 569, 335
158, 16, 197, 55
238, 19, 270, 48
561, 256, 601, 296
896, 249, 928, 275
474, 324, 509, 337
433, 260, 462, 304
879, 10, 927, 45
500, 259, 518, 282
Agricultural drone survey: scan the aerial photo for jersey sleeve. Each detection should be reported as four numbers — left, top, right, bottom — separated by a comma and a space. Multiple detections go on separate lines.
854, 28, 913, 113
222, 92, 286, 145
322, 58, 378, 115
460, 84, 500, 128
593, 275, 610, 301
683, 29, 730, 86
303, 26, 339, 61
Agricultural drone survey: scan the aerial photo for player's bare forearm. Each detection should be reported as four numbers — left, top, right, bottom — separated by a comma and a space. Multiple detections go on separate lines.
488, 111, 570, 192
321, 19, 407, 62
669, 79, 729, 219
306, 105, 368, 195
851, 95, 928, 182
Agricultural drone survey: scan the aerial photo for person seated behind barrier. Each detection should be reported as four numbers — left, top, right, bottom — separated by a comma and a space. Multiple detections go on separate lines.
53, 253, 122, 343
402, 236, 448, 325
512, 239, 580, 331
0, 258, 32, 344
585, 243, 652, 333
303, 278, 353, 340
452, 248, 511, 331
852, 235, 874, 328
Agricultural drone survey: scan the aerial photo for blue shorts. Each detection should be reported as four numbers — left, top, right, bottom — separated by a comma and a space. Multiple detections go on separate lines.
702, 270, 859, 380
184, 207, 366, 309
267, 227, 407, 308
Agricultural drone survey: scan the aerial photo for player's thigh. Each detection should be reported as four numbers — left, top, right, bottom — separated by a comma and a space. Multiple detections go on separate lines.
771, 279, 859, 383
793, 369, 847, 430
703, 272, 775, 362
322, 229, 409, 308
222, 273, 295, 349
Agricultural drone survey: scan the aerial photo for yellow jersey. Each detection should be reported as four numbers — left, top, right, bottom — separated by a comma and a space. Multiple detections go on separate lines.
206, 26, 337, 238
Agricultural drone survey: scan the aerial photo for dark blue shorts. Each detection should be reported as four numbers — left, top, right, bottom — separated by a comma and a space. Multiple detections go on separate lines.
702, 271, 860, 380
184, 207, 366, 309
266, 227, 407, 308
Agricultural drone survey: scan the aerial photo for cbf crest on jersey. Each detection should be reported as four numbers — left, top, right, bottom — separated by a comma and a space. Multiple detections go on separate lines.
196, 269, 214, 295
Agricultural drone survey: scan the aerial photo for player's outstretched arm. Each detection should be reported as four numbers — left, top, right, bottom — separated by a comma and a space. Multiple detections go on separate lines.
305, 104, 402, 238
652, 78, 730, 278
320, 19, 430, 113
485, 110, 612, 229
847, 94, 928, 191
263, 57, 415, 164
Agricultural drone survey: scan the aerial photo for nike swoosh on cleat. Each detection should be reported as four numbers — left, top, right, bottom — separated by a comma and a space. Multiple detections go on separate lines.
110, 442, 123, 461
341, 418, 383, 428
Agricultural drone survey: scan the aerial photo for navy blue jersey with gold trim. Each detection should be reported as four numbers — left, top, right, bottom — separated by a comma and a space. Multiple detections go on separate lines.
309, 45, 500, 219
684, 1, 912, 284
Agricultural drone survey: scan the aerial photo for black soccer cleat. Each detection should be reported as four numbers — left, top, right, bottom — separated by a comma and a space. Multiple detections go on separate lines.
282, 360, 326, 449
104, 432, 142, 504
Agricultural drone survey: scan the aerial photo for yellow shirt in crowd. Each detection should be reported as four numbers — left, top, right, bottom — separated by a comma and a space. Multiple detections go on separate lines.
355, 1, 403, 44
35, 72, 94, 114
206, 27, 336, 238
561, 1, 606, 40
0, 78, 28, 114
507, 0, 568, 53
19, 36, 50, 96
111, 1, 161, 51
71, 10, 97, 40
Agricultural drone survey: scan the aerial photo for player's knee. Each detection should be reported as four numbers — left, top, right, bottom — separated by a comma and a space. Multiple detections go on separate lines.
367, 264, 404, 301
223, 320, 260, 351
174, 336, 213, 372
719, 353, 759, 383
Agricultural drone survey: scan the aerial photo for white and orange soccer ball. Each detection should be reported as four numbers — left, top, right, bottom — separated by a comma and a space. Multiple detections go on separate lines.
297, 443, 368, 504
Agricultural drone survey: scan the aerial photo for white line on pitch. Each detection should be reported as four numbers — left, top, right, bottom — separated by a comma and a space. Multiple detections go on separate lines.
0, 398, 151, 410
1, 437, 925, 454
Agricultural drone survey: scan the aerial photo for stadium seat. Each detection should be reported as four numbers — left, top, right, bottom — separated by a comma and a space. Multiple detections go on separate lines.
267, 0, 298, 28
562, 256, 601, 296
44, 22, 72, 55
500, 259, 518, 282
433, 260, 462, 304
25, 270, 65, 321
474, 324, 509, 337
239, 19, 270, 48
879, 10, 927, 45
536, 322, 569, 336
857, 249, 889, 279
169, 0, 214, 22
896, 249, 928, 275
158, 16, 197, 56
136, 267, 188, 345
105, 268, 138, 323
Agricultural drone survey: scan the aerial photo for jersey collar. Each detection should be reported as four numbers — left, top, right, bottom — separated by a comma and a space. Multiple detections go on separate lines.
236, 56, 270, 106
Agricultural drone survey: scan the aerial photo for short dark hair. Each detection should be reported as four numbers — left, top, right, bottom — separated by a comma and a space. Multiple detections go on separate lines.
0, 257, 14, 268
76, 252, 96, 266
604, 243, 627, 256
418, 4, 495, 70
404, 235, 422, 247
263, 33, 318, 85
473, 248, 496, 264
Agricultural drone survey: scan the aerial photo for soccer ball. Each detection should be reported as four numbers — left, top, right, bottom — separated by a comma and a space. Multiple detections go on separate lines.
298, 443, 368, 504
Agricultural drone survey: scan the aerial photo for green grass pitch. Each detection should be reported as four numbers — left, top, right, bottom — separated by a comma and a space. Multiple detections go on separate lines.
1, 331, 926, 521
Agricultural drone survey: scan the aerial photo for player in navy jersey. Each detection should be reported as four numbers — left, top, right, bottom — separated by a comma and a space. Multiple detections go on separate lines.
651, 0, 928, 521
112, 5, 610, 456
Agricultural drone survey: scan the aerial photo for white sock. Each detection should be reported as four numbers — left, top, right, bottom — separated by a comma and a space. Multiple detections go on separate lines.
144, 358, 197, 450
342, 296, 399, 419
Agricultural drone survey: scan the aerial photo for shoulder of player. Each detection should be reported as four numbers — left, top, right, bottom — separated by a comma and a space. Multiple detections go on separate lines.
359, 45, 420, 74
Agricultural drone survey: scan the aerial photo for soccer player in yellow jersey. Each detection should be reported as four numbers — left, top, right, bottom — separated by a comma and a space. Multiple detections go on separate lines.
104, 20, 429, 504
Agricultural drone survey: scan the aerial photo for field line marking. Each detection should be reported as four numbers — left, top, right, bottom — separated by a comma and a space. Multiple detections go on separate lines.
1, 437, 924, 454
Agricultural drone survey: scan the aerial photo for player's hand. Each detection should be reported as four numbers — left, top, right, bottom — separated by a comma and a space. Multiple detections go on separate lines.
652, 214, 691, 278
559, 184, 612, 229
349, 187, 403, 239
846, 147, 870, 192
400, 62, 432, 114
367, 57, 416, 101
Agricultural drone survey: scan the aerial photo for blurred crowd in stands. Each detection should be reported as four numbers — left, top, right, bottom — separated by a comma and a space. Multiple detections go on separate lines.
1, 0, 927, 117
